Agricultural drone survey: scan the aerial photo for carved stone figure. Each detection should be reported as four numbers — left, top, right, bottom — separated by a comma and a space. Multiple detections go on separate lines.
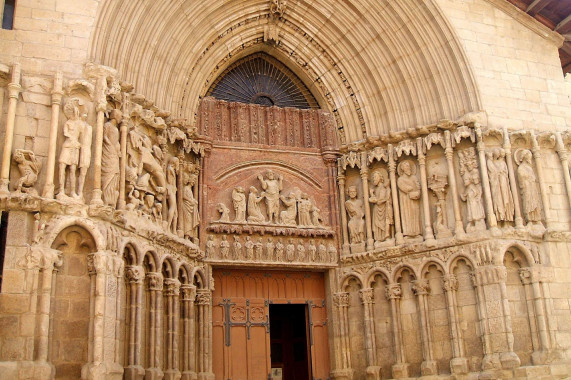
58, 98, 84, 199
397, 160, 421, 237
77, 112, 93, 200
247, 186, 265, 223
318, 241, 327, 262
345, 185, 365, 244
297, 193, 313, 226
101, 109, 122, 207
487, 147, 514, 222
245, 236, 254, 260
459, 148, 486, 231
232, 187, 247, 223
275, 240, 284, 261
216, 203, 230, 222
182, 175, 199, 240
296, 240, 305, 262
220, 235, 230, 259
254, 238, 264, 260
258, 170, 283, 223
205, 235, 216, 258
428, 174, 451, 238
515, 149, 542, 223
286, 238, 295, 262
128, 129, 166, 193
165, 157, 179, 233
13, 149, 41, 195
308, 239, 317, 261
311, 204, 323, 226
232, 236, 242, 260
369, 168, 393, 241
266, 238, 275, 259
280, 193, 297, 225
328, 243, 337, 263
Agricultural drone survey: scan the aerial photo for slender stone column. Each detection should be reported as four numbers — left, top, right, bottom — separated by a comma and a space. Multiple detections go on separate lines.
146, 272, 164, 379
42, 72, 63, 198
337, 161, 350, 254
385, 284, 409, 378
360, 288, 381, 379
196, 290, 214, 380
0, 63, 21, 194
181, 285, 197, 380
332, 292, 352, 376
519, 269, 540, 359
90, 75, 108, 205
176, 153, 184, 237
442, 275, 469, 374
520, 268, 552, 364
412, 279, 438, 376
530, 131, 555, 229
443, 131, 466, 237
555, 132, 571, 211
471, 270, 496, 370
417, 138, 435, 242
117, 111, 129, 210
164, 279, 182, 380
474, 125, 498, 230
388, 146, 404, 245
360, 153, 375, 250
502, 128, 524, 229
124, 266, 145, 379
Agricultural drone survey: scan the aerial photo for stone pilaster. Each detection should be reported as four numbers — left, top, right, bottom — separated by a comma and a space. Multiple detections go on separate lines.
417, 138, 435, 243
124, 266, 145, 380
42, 72, 63, 199
385, 284, 409, 378
145, 272, 164, 380
388, 146, 404, 245
360, 288, 381, 380
412, 279, 438, 376
0, 64, 21, 195
360, 153, 374, 250
442, 274, 469, 374
181, 285, 197, 380
443, 131, 466, 238
196, 290, 214, 380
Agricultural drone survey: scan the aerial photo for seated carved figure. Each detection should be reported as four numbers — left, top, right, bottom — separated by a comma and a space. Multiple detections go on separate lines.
280, 193, 297, 225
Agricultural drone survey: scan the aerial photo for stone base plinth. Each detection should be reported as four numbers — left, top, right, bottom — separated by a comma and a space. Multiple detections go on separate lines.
181, 370, 198, 380
124, 365, 145, 380
330, 368, 353, 380
450, 357, 469, 374
391, 362, 410, 379
421, 360, 438, 376
366, 365, 382, 380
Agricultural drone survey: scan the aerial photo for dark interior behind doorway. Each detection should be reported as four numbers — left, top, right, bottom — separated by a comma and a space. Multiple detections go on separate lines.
269, 304, 310, 380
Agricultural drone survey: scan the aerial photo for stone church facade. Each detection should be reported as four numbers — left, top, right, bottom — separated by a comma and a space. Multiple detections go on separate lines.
0, 0, 571, 379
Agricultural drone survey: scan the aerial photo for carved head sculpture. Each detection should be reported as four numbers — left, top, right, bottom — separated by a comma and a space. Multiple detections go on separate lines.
514, 148, 533, 166
397, 160, 416, 177
347, 185, 358, 199
108, 109, 123, 123
222, 234, 227, 241
266, 170, 275, 180
63, 97, 81, 120
372, 168, 388, 186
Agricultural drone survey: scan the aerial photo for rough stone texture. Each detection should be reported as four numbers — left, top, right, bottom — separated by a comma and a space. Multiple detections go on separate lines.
0, 1, 570, 379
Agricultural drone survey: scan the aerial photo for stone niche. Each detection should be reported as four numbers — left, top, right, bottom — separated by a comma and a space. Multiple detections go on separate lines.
197, 97, 340, 266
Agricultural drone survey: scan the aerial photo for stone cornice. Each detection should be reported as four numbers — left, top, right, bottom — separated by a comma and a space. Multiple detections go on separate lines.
483, 0, 564, 47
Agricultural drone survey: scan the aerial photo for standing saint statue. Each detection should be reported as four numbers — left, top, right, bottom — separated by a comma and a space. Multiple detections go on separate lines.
57, 98, 83, 199
459, 148, 485, 231
397, 160, 421, 237
247, 186, 265, 223
101, 109, 122, 207
369, 168, 393, 242
232, 187, 247, 223
297, 193, 313, 226
345, 185, 365, 244
182, 174, 200, 240
258, 170, 283, 223
486, 148, 514, 223
515, 149, 542, 224
165, 157, 179, 234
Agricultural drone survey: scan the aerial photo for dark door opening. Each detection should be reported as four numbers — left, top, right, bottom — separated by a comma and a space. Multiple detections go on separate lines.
269, 304, 311, 380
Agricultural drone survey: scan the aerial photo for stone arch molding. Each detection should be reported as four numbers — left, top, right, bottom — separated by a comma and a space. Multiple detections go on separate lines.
90, 0, 481, 144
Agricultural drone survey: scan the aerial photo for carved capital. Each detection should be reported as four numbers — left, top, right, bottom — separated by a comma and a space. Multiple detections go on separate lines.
333, 292, 350, 307
180, 284, 197, 301
443, 274, 459, 292
125, 265, 144, 284
412, 279, 430, 296
359, 288, 374, 304
164, 278, 181, 296
519, 268, 532, 285
18, 246, 61, 271
196, 289, 212, 305
385, 284, 402, 300
146, 272, 163, 291
87, 252, 111, 276
474, 265, 507, 286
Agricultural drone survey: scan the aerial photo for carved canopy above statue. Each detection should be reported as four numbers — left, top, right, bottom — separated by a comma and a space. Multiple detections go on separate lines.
206, 53, 319, 109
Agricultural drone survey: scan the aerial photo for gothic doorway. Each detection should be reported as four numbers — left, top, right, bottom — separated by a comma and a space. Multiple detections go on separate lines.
212, 269, 329, 380
269, 304, 311, 380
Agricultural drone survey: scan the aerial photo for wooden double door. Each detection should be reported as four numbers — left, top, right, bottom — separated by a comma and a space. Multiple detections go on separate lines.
212, 269, 330, 380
